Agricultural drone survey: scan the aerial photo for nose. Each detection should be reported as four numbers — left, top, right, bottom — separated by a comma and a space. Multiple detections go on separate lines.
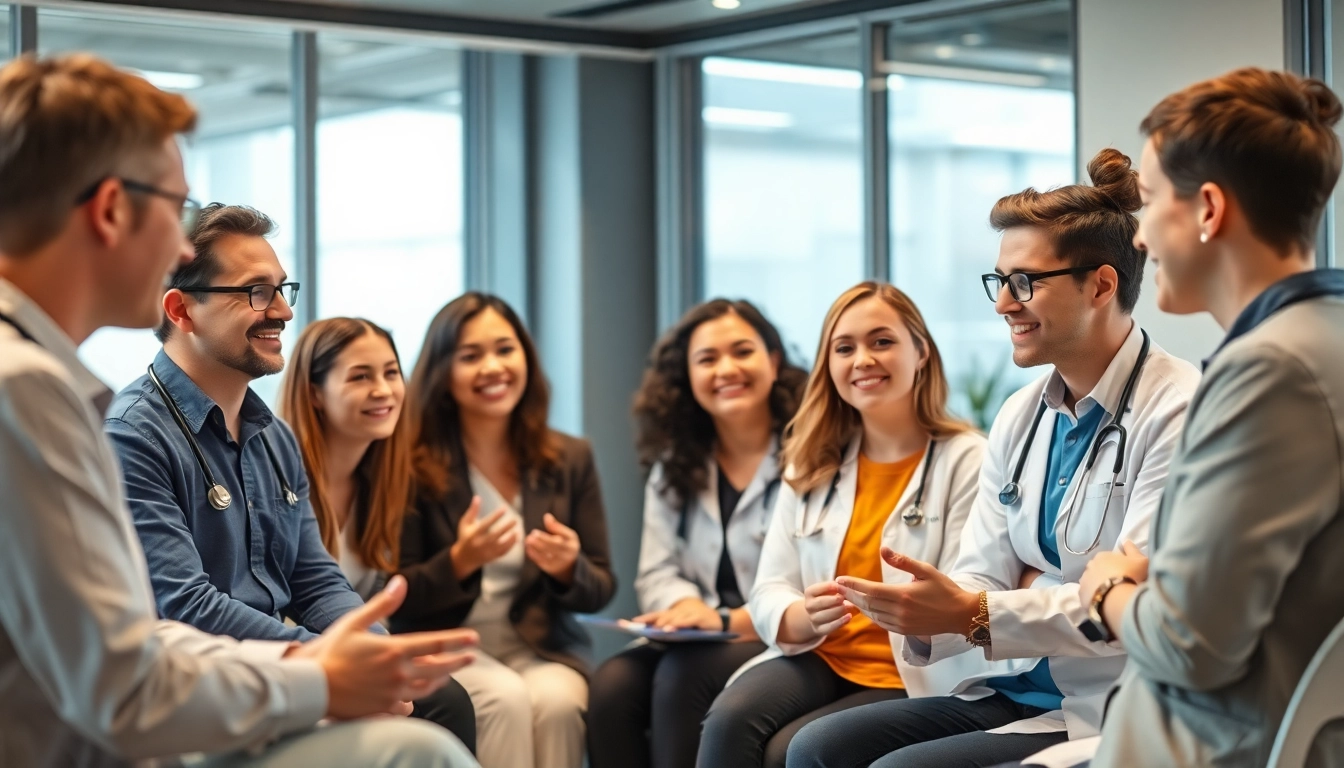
177, 234, 194, 268
855, 346, 876, 369
1132, 223, 1148, 255
269, 291, 295, 322
714, 355, 740, 379
993, 281, 1021, 316
481, 353, 504, 375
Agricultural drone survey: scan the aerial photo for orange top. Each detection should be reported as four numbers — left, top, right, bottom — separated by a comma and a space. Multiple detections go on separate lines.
814, 449, 922, 689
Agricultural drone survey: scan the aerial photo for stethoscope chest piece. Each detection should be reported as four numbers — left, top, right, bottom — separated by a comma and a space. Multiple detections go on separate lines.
208, 484, 233, 511
999, 482, 1022, 506
902, 504, 924, 527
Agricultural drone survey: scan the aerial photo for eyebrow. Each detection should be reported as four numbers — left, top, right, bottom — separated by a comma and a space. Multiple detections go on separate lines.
458, 337, 514, 349
235, 273, 285, 285
692, 339, 755, 356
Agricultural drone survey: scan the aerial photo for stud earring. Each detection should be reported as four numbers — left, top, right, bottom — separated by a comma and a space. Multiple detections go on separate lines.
1199, 232, 1209, 243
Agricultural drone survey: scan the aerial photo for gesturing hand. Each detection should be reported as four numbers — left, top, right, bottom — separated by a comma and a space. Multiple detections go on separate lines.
287, 576, 479, 721
835, 547, 979, 638
450, 496, 520, 581
525, 513, 581, 584
803, 581, 854, 638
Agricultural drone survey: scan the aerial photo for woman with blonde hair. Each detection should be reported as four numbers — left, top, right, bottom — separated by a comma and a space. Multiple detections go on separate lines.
279, 316, 476, 752
695, 282, 988, 768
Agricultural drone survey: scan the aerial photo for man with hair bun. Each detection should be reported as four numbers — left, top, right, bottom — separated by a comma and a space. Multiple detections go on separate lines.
1079, 66, 1344, 768
784, 148, 1200, 768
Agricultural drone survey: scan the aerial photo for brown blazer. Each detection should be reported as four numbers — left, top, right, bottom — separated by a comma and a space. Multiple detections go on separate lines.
390, 431, 616, 675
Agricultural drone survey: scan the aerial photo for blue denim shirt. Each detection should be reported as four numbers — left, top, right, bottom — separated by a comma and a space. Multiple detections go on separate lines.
105, 350, 371, 642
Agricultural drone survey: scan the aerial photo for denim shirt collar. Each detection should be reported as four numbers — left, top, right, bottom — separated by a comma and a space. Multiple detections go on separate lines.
151, 349, 274, 440
1205, 268, 1344, 368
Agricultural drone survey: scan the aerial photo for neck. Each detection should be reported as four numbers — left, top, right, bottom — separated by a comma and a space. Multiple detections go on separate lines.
0, 248, 101, 345
858, 398, 930, 463
460, 412, 513, 469
322, 433, 369, 530
1055, 314, 1133, 412
162, 342, 254, 436
1206, 244, 1316, 330
713, 408, 774, 461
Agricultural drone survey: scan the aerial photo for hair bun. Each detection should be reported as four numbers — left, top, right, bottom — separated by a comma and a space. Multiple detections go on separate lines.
1086, 147, 1141, 213
1302, 78, 1343, 128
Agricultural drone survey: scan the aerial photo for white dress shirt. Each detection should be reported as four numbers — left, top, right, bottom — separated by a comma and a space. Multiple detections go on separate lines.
0, 278, 327, 767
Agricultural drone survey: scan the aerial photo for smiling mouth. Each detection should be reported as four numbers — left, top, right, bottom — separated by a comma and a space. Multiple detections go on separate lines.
363, 406, 394, 417
475, 381, 511, 398
715, 382, 749, 395
1009, 323, 1041, 335
852, 376, 888, 390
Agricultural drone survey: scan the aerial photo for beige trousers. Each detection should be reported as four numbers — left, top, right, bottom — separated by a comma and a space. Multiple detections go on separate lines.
195, 717, 478, 768
452, 647, 588, 768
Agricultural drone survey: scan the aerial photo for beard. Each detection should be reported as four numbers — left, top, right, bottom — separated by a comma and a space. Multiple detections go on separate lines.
211, 319, 286, 379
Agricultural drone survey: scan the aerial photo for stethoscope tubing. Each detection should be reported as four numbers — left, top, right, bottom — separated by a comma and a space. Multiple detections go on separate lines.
794, 438, 937, 538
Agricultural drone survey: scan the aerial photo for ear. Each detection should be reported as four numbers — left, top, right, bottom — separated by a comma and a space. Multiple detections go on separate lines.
161, 289, 196, 337
1093, 264, 1121, 307
82, 179, 131, 248
1197, 181, 1228, 240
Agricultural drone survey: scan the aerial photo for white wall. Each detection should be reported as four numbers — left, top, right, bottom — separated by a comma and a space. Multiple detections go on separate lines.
1077, 0, 1285, 364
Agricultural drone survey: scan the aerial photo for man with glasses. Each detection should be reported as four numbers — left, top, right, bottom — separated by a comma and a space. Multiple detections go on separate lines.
785, 150, 1200, 768
1, 54, 477, 767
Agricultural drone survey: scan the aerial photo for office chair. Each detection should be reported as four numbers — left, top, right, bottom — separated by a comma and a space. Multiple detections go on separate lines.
1266, 614, 1344, 767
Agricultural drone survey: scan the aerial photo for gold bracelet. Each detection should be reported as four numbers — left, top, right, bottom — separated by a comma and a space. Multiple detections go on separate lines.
966, 591, 991, 648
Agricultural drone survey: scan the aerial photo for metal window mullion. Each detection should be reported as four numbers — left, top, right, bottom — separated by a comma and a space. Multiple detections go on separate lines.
861, 19, 890, 283
11, 5, 36, 56
463, 49, 490, 292
655, 52, 703, 330
292, 30, 318, 329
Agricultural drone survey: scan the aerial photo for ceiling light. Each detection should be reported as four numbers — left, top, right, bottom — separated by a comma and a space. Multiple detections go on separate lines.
711, 0, 741, 9
702, 106, 793, 130
960, 33, 985, 46
702, 57, 862, 89
135, 69, 204, 90
934, 45, 957, 60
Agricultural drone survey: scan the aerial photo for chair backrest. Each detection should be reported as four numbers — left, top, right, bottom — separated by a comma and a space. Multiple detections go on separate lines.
1267, 614, 1344, 767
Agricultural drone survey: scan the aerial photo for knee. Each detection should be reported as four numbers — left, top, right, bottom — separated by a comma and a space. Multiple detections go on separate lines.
530, 680, 587, 731
363, 718, 478, 768
782, 718, 830, 768
588, 655, 641, 718
700, 683, 750, 741
471, 671, 532, 730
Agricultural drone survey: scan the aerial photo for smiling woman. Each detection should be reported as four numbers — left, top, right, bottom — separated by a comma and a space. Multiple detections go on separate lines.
393, 292, 615, 768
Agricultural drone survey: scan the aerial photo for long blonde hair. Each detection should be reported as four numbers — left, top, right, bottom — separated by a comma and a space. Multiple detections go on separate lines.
278, 318, 412, 573
781, 282, 972, 495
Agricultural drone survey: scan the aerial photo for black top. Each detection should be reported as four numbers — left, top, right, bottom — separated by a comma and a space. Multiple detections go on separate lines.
715, 466, 745, 609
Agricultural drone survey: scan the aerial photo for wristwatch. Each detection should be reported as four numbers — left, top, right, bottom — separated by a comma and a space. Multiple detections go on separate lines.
966, 591, 991, 648
717, 607, 732, 632
1079, 576, 1137, 643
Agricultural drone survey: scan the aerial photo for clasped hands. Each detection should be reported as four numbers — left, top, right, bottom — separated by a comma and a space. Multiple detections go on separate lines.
450, 496, 581, 584
810, 546, 980, 641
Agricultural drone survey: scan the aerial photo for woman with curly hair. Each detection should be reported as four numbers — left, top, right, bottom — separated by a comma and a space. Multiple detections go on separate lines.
586, 299, 808, 768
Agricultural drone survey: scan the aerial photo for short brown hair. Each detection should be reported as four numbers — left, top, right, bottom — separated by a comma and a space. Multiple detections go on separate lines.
155, 203, 276, 342
0, 54, 197, 256
990, 148, 1145, 312
1141, 67, 1342, 252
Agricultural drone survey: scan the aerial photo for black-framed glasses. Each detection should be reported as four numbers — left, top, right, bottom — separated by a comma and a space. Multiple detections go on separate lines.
182, 282, 300, 311
75, 177, 202, 234
981, 265, 1103, 303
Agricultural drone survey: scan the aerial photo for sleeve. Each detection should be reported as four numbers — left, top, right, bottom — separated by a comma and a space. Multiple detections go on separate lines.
278, 453, 380, 635
1121, 346, 1342, 691
546, 440, 617, 613
748, 478, 819, 655
933, 436, 986, 573
104, 418, 315, 642
0, 366, 326, 760
633, 465, 703, 614
392, 494, 483, 626
983, 386, 1187, 662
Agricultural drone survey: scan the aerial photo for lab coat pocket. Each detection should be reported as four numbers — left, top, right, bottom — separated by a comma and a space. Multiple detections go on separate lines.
1070, 481, 1131, 552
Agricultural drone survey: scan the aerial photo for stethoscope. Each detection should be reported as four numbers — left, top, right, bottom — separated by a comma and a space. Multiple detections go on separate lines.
146, 364, 296, 512
794, 439, 936, 538
677, 474, 782, 541
997, 330, 1150, 556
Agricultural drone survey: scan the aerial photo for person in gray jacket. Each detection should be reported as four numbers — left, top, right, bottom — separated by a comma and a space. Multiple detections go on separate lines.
1077, 67, 1344, 767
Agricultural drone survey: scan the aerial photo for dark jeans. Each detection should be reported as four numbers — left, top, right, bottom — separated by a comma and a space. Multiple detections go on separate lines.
696, 652, 908, 768
587, 639, 767, 768
412, 677, 477, 755
786, 692, 1068, 768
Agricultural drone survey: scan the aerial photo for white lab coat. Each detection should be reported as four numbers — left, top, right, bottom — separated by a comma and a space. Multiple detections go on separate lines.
634, 438, 781, 614
732, 429, 1002, 697
902, 324, 1201, 738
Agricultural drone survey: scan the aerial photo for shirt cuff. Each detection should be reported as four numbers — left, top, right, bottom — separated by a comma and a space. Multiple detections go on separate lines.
272, 658, 328, 735
234, 639, 301, 664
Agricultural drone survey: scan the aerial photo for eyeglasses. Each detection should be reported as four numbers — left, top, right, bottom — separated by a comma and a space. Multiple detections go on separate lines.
182, 282, 300, 311
981, 265, 1103, 303
75, 177, 203, 234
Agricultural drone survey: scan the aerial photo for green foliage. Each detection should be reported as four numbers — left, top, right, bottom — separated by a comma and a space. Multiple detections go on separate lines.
960, 352, 1013, 431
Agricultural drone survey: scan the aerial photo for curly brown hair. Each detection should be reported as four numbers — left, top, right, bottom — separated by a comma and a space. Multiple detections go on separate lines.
633, 299, 808, 506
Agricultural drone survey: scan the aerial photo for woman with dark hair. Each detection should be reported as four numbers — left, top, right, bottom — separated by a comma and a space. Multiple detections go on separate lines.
278, 317, 477, 752
391, 293, 615, 768
586, 299, 807, 768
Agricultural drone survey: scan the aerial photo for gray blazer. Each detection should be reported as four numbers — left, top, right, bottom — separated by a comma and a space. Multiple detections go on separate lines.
1095, 295, 1344, 767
